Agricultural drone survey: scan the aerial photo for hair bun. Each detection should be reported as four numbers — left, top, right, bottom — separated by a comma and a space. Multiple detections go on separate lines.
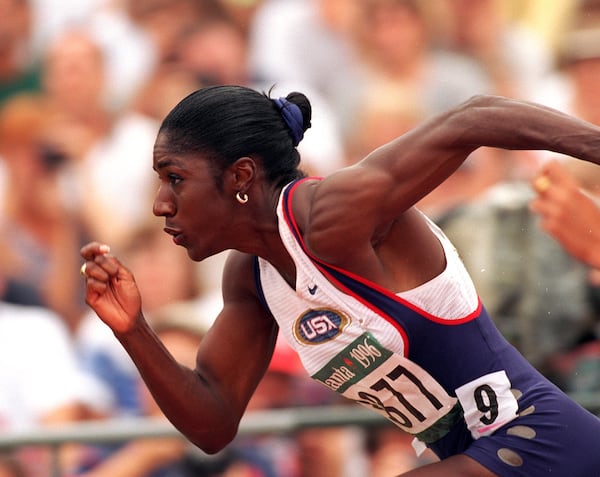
285, 92, 312, 133
273, 92, 312, 146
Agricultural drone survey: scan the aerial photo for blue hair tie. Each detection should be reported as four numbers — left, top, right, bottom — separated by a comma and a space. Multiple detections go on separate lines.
274, 97, 304, 146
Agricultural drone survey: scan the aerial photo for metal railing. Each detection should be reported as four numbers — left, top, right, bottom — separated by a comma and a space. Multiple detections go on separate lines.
0, 405, 390, 477
0, 405, 387, 449
0, 396, 597, 476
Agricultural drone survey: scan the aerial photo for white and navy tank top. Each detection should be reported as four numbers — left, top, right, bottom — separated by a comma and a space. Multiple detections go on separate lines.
255, 179, 550, 455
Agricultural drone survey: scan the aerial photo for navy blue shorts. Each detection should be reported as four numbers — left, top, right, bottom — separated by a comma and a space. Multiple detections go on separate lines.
463, 393, 600, 476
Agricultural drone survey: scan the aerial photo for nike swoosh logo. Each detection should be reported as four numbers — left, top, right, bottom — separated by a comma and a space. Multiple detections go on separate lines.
308, 284, 318, 295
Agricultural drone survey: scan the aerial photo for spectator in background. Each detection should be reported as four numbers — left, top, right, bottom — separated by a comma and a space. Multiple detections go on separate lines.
0, 274, 93, 429
531, 160, 600, 272
130, 66, 200, 123
42, 28, 160, 253
349, 0, 491, 133
440, 173, 593, 377
435, 0, 553, 99
106, 0, 226, 117
41, 29, 112, 164
214, 0, 264, 39
510, 0, 600, 387
229, 337, 306, 477
535, 0, 600, 125
530, 13, 597, 213
0, 93, 86, 330
294, 427, 368, 477
177, 16, 252, 87
510, 0, 578, 54
530, 160, 600, 401
177, 6, 347, 177
26, 0, 100, 55
0, 278, 107, 477
344, 88, 422, 166
248, 0, 363, 140
527, 0, 600, 266
78, 0, 159, 112
124, 0, 221, 68
0, 0, 42, 105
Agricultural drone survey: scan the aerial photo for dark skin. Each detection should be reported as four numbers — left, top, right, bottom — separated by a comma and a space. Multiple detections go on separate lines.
81, 95, 600, 476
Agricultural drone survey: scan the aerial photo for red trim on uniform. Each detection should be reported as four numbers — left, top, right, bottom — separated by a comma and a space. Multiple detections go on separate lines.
310, 260, 413, 355
313, 260, 483, 326
282, 178, 480, 332
282, 179, 413, 354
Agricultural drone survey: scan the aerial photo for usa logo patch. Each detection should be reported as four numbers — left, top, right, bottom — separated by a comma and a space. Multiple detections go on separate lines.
294, 308, 349, 345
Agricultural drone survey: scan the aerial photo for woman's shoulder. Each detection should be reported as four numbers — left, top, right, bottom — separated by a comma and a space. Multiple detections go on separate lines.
221, 251, 264, 301
286, 177, 322, 228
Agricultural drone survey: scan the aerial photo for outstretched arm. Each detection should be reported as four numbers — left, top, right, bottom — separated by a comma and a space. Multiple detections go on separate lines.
80, 244, 278, 453
356, 95, 600, 219
530, 160, 600, 269
302, 95, 600, 259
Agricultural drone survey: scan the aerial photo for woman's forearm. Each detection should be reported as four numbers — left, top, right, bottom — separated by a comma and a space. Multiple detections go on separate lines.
443, 95, 600, 161
114, 319, 238, 453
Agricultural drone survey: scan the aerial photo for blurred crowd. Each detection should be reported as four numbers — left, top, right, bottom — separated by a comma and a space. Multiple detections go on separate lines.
1, 0, 600, 475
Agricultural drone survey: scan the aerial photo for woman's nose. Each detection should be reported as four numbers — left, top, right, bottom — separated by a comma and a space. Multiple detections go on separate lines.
153, 190, 175, 217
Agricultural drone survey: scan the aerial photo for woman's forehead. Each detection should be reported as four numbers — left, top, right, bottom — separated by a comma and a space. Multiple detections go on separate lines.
153, 148, 214, 177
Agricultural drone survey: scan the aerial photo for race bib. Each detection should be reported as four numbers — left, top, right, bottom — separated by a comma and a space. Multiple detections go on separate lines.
455, 370, 519, 439
312, 332, 457, 435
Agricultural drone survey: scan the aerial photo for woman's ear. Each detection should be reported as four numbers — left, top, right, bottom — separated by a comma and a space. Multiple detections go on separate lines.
227, 156, 257, 194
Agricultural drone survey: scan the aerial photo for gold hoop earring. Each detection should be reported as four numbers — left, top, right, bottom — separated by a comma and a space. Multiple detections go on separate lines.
236, 191, 248, 204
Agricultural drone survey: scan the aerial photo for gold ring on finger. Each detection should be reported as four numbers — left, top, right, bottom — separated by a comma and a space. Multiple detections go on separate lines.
534, 175, 551, 193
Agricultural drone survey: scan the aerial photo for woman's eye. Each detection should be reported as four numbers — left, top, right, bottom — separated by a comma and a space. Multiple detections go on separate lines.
168, 173, 182, 185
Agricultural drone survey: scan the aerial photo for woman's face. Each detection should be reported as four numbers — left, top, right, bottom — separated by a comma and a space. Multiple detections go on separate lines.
152, 134, 234, 261
357, 0, 427, 68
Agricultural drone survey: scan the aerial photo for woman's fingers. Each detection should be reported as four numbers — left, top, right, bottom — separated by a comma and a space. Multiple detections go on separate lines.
80, 242, 120, 279
80, 242, 111, 260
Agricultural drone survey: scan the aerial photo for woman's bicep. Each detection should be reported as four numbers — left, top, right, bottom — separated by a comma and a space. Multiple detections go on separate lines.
315, 103, 476, 211
358, 115, 477, 213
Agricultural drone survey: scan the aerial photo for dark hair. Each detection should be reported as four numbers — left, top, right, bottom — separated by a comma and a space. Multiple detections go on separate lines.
158, 85, 312, 189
